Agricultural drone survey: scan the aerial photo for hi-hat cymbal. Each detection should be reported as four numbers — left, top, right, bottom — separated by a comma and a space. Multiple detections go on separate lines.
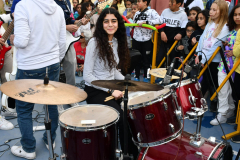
92, 80, 164, 91
149, 68, 187, 79
0, 79, 87, 105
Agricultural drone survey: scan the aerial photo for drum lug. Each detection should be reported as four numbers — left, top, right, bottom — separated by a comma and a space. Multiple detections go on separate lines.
169, 123, 175, 133
195, 151, 203, 157
163, 102, 168, 110
115, 149, 122, 158
175, 110, 182, 119
129, 111, 135, 120
137, 132, 143, 142
188, 88, 196, 105
195, 82, 201, 91
64, 130, 69, 138
103, 127, 108, 137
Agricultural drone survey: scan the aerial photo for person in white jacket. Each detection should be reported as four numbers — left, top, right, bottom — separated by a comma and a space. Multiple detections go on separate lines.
0, 13, 15, 131
10, 0, 66, 159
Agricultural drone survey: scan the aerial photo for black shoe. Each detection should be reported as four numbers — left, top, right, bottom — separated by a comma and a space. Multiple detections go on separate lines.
226, 116, 236, 125
234, 124, 237, 131
209, 100, 218, 112
231, 135, 240, 143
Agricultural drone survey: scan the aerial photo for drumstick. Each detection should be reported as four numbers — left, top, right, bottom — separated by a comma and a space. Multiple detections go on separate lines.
104, 91, 125, 102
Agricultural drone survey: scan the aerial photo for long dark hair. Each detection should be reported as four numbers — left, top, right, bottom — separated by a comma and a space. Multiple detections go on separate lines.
228, 4, 240, 31
195, 9, 209, 30
94, 8, 130, 72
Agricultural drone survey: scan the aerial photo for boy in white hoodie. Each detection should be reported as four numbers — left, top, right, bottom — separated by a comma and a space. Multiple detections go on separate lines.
10, 0, 66, 159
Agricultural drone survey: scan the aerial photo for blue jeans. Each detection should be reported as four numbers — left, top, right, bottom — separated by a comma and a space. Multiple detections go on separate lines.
16, 63, 60, 153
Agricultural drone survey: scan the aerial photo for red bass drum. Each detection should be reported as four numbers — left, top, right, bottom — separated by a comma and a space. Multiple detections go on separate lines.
138, 131, 229, 160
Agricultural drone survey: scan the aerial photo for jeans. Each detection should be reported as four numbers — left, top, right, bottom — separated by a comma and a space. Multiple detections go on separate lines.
15, 63, 60, 153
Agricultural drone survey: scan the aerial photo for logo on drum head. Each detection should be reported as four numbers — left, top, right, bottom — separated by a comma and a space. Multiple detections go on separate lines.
145, 114, 155, 120
82, 138, 91, 144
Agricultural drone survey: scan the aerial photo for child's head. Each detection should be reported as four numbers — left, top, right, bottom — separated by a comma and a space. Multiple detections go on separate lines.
137, 0, 150, 10
125, 0, 133, 9
131, 3, 138, 15
227, 4, 240, 31
82, 2, 92, 12
209, 0, 228, 37
76, 4, 81, 14
186, 21, 196, 38
111, 4, 118, 11
196, 9, 209, 30
72, 0, 79, 8
169, 0, 183, 12
188, 7, 201, 21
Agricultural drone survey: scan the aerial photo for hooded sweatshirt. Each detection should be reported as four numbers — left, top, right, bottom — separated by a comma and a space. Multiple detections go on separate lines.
14, 0, 66, 70
160, 7, 188, 44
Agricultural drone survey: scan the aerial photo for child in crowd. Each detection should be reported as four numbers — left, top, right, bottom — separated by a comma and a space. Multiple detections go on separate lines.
90, 4, 102, 34
176, 21, 196, 57
74, 4, 82, 19
123, 0, 134, 48
211, 4, 240, 125
132, 0, 162, 82
77, 2, 92, 20
188, 9, 209, 52
195, 0, 229, 112
72, 0, 79, 13
111, 4, 118, 10
131, 2, 138, 16
188, 6, 201, 21
156, 0, 188, 69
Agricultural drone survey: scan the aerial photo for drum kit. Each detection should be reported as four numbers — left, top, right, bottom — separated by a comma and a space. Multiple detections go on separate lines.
0, 68, 230, 160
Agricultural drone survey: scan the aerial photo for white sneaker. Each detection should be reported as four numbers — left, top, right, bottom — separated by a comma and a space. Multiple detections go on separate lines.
69, 103, 79, 107
11, 146, 36, 159
226, 110, 235, 118
210, 113, 227, 126
147, 68, 150, 79
57, 105, 64, 114
0, 115, 14, 130
1, 107, 17, 117
44, 140, 56, 150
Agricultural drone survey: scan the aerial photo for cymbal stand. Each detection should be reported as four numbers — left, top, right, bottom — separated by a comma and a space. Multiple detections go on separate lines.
123, 74, 133, 160
43, 68, 58, 160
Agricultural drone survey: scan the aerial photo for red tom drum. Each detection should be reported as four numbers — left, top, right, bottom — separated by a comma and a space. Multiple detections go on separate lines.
166, 79, 208, 115
138, 131, 228, 160
127, 89, 182, 147
59, 105, 120, 160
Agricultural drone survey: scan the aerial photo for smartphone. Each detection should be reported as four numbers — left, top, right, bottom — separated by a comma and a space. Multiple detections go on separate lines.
216, 38, 230, 46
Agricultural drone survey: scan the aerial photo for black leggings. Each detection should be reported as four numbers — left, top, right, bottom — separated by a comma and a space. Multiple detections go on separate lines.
84, 85, 139, 159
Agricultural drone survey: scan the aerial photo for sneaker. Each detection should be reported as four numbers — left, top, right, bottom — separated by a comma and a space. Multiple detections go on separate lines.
147, 68, 150, 79
0, 115, 14, 130
57, 105, 64, 114
1, 107, 17, 117
226, 116, 236, 125
210, 113, 227, 125
69, 103, 79, 107
43, 140, 56, 150
231, 135, 240, 143
11, 146, 36, 159
143, 78, 149, 83
134, 78, 140, 82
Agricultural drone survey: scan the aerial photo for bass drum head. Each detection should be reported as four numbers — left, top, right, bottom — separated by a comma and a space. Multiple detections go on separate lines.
59, 104, 119, 130
127, 89, 170, 106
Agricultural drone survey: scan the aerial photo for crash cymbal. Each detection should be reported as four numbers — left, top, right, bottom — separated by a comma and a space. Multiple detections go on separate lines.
92, 80, 164, 91
0, 79, 87, 105
149, 68, 187, 79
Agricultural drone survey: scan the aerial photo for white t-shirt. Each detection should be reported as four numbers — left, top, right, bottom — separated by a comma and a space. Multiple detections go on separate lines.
184, 0, 204, 10
202, 22, 217, 55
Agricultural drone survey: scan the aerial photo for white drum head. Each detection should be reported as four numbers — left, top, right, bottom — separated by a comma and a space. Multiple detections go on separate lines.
59, 105, 119, 129
127, 89, 170, 106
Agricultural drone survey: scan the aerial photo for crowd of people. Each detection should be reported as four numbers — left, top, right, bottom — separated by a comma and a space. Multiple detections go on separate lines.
0, 0, 240, 159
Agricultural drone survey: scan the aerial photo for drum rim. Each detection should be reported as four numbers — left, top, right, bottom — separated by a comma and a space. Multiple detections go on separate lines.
59, 104, 120, 131
128, 91, 172, 110
132, 124, 183, 147
166, 79, 199, 88
208, 141, 225, 160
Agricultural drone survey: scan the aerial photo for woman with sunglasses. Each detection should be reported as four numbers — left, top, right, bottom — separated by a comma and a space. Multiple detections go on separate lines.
83, 8, 139, 159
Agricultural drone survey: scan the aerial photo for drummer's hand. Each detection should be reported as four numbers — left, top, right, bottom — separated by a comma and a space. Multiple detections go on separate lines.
112, 90, 123, 100
195, 55, 199, 64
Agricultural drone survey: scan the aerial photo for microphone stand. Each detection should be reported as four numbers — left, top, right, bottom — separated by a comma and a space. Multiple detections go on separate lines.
123, 74, 133, 160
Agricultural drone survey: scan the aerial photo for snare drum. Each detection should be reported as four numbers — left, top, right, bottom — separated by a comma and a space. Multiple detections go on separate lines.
59, 105, 120, 160
138, 131, 229, 160
166, 79, 208, 115
127, 89, 182, 147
